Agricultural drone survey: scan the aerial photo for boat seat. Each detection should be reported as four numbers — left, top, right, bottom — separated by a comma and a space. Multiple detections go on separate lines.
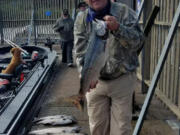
0, 73, 13, 80
0, 64, 25, 94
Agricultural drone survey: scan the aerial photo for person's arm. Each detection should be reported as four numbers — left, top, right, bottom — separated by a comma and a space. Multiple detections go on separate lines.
104, 6, 144, 51
74, 12, 88, 74
74, 12, 98, 90
53, 18, 64, 32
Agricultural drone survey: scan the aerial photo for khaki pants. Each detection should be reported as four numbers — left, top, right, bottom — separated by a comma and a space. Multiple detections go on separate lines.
86, 73, 136, 135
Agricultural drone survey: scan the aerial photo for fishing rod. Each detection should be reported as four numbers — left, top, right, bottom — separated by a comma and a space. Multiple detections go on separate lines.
137, 5, 160, 54
4, 39, 29, 55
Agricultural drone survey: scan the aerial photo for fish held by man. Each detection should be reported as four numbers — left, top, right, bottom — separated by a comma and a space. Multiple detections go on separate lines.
66, 19, 109, 111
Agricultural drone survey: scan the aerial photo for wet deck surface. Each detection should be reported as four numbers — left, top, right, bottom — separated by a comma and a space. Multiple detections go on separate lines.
30, 45, 177, 135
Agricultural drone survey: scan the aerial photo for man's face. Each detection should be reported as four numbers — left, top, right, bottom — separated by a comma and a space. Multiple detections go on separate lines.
85, 0, 108, 11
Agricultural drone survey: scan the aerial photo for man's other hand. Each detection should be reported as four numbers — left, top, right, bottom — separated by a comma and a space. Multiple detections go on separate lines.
88, 80, 98, 92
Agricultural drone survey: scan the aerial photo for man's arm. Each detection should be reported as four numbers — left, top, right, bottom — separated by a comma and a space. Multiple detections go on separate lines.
104, 6, 144, 51
74, 12, 88, 73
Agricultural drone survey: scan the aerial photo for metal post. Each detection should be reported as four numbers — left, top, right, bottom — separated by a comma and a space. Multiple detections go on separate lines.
141, 0, 148, 94
33, 0, 37, 46
0, 8, 4, 44
139, 6, 160, 93
133, 5, 159, 114
133, 2, 180, 135
27, 10, 34, 46
137, 6, 160, 54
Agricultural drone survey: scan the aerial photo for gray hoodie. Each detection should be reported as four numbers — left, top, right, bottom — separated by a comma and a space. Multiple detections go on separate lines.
53, 17, 74, 42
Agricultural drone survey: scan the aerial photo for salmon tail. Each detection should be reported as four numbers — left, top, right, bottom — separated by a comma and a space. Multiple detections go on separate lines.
64, 95, 84, 112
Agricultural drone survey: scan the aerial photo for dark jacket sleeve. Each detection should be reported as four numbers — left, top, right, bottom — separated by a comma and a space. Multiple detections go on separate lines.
53, 18, 64, 32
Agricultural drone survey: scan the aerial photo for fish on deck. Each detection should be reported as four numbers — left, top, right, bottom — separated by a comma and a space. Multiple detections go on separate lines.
47, 133, 87, 135
29, 126, 81, 135
33, 115, 77, 126
66, 19, 109, 111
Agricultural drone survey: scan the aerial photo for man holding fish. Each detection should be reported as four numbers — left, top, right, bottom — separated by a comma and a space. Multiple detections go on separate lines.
73, 0, 144, 134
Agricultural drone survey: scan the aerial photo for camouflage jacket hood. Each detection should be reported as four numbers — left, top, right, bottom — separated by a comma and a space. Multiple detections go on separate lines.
74, 2, 145, 80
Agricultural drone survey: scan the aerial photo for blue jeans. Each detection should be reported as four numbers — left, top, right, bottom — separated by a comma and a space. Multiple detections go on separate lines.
61, 40, 73, 63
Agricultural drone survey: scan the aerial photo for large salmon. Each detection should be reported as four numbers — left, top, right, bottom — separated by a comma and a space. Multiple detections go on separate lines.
67, 19, 109, 111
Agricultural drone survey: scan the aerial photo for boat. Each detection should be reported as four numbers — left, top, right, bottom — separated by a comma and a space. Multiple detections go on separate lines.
0, 45, 57, 135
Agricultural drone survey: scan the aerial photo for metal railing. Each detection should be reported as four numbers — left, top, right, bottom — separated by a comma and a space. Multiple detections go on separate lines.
0, 0, 82, 45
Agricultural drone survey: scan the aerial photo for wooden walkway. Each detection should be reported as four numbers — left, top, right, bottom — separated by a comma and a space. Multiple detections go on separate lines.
30, 45, 177, 135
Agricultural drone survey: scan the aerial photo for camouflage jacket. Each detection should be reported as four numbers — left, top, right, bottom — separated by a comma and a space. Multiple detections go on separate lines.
74, 2, 144, 80
53, 17, 74, 42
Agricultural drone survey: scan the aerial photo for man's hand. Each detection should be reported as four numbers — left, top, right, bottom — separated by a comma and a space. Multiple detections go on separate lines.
87, 80, 98, 92
103, 15, 119, 31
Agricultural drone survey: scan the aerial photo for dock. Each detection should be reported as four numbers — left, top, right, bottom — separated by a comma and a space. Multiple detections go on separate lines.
30, 45, 177, 135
